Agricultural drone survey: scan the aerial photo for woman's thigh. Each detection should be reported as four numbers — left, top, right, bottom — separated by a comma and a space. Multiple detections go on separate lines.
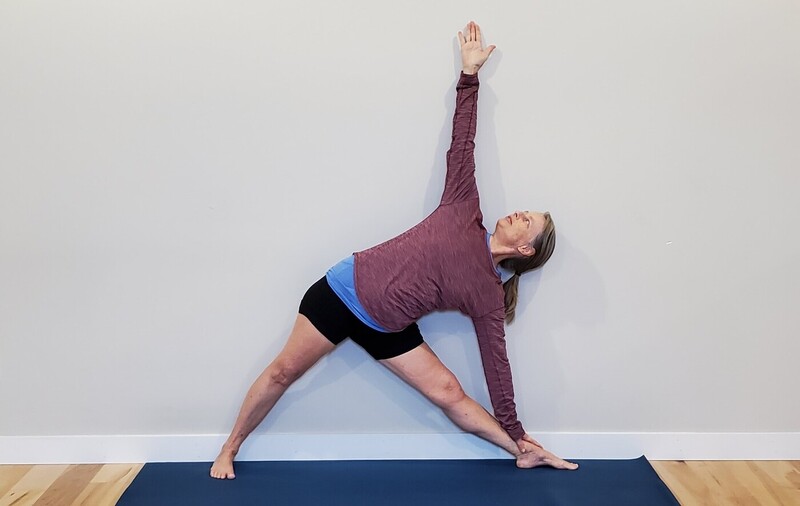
379, 343, 463, 406
272, 313, 337, 372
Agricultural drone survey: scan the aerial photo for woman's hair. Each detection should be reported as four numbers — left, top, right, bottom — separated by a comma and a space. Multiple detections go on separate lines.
499, 212, 556, 323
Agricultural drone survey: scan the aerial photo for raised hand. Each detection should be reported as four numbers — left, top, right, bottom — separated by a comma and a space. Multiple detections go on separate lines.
458, 21, 496, 75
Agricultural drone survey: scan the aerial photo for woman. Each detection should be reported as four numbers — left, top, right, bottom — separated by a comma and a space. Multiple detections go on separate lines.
210, 21, 578, 479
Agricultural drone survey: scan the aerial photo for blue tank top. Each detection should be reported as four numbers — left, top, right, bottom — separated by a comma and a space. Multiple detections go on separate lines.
325, 255, 388, 332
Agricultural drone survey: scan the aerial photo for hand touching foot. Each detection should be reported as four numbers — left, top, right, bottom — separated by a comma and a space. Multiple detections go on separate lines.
516, 440, 579, 470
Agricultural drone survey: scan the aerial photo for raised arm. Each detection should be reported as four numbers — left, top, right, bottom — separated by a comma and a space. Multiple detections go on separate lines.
440, 22, 497, 206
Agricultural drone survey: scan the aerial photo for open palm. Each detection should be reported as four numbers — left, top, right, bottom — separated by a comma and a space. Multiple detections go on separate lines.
458, 21, 496, 73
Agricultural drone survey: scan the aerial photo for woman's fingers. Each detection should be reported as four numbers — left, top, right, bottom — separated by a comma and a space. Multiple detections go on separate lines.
548, 453, 580, 470
522, 434, 544, 449
460, 21, 486, 46
560, 460, 580, 470
536, 444, 579, 470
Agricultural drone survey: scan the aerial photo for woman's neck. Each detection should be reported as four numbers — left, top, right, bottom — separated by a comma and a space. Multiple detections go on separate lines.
488, 233, 518, 267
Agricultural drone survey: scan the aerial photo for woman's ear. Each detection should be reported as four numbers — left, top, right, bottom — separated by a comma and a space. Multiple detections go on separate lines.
517, 244, 536, 257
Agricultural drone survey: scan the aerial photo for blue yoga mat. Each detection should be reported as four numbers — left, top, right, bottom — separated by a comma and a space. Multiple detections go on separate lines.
117, 456, 679, 506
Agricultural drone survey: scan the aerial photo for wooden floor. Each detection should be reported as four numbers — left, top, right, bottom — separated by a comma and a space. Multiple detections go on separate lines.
0, 464, 142, 506
0, 461, 798, 505
653, 461, 800, 505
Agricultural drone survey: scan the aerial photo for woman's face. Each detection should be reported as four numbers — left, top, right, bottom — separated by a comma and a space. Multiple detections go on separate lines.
495, 210, 547, 256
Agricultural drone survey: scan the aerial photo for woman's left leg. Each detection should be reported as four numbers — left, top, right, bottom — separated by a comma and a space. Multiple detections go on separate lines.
210, 313, 336, 479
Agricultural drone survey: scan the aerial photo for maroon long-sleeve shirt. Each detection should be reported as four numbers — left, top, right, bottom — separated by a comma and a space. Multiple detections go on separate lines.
353, 72, 525, 440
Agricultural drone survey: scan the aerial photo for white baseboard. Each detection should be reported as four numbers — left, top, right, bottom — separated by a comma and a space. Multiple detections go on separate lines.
1, 432, 798, 464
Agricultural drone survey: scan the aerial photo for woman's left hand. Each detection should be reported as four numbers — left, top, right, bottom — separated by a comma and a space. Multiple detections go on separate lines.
516, 440, 580, 470
458, 21, 496, 75
516, 433, 545, 453
522, 433, 544, 448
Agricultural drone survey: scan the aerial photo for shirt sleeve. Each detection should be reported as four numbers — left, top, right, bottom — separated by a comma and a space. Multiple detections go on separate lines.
472, 309, 526, 441
440, 72, 480, 206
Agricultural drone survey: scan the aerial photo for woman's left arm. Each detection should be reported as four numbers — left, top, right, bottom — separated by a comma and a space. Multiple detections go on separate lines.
472, 311, 526, 441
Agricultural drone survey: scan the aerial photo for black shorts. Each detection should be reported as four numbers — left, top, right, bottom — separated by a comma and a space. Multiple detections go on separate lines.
298, 276, 424, 360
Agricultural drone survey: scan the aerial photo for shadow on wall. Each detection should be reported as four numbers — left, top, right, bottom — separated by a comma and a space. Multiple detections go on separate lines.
516, 232, 607, 330
422, 41, 506, 217
510, 232, 608, 429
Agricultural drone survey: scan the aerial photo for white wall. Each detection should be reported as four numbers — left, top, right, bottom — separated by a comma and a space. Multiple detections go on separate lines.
1, 0, 799, 459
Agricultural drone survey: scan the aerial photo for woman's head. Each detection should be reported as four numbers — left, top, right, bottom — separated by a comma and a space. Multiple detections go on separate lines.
494, 211, 556, 323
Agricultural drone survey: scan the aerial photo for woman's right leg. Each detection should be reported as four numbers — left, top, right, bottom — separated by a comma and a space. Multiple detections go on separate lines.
210, 313, 336, 479
380, 343, 578, 470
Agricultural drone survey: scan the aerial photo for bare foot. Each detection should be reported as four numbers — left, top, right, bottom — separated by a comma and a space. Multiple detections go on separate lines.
516, 441, 579, 470
210, 448, 237, 479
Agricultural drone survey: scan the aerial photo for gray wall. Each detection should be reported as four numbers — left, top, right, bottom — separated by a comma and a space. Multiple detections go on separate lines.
2, 0, 798, 440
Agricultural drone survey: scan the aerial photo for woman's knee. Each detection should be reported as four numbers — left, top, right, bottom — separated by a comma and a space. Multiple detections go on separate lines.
268, 358, 305, 387
429, 375, 466, 409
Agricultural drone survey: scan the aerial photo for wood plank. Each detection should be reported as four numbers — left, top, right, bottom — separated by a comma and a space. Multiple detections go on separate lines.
747, 461, 800, 506
0, 465, 68, 506
90, 465, 141, 485
707, 460, 776, 506
695, 460, 738, 504
33, 464, 102, 506
0, 467, 33, 499
655, 460, 718, 504
69, 464, 142, 506
68, 480, 104, 504
651, 461, 700, 504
